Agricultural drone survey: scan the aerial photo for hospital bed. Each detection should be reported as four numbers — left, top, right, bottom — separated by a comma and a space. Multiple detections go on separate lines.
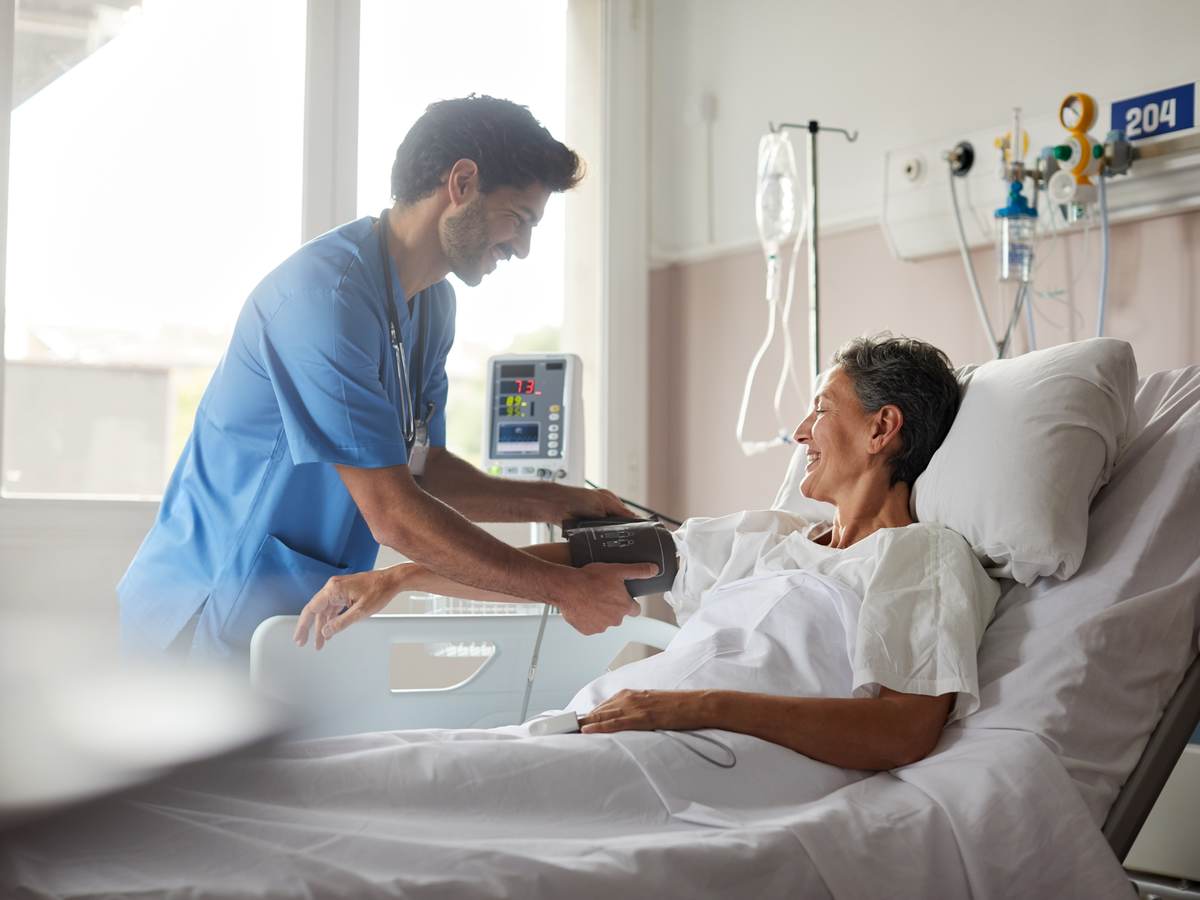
3, 360, 1197, 900
246, 362, 1200, 897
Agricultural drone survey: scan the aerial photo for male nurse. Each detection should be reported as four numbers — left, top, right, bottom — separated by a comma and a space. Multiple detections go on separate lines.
118, 96, 653, 658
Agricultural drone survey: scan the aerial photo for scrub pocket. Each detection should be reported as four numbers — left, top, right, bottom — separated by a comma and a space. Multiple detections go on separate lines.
220, 534, 350, 651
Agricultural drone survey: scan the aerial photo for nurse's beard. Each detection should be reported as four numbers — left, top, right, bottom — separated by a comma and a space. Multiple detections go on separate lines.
443, 196, 490, 286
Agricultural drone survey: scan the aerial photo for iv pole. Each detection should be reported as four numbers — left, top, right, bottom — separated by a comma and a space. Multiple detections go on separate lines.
768, 120, 858, 393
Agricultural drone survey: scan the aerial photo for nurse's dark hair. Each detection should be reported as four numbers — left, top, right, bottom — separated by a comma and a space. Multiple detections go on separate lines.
391, 95, 583, 204
830, 333, 960, 488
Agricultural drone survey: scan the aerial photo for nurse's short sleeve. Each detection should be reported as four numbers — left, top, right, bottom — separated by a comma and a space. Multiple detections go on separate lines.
260, 287, 408, 467
851, 525, 1000, 722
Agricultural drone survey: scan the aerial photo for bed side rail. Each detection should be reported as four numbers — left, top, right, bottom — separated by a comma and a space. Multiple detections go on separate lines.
1104, 652, 1200, 860
249, 613, 679, 740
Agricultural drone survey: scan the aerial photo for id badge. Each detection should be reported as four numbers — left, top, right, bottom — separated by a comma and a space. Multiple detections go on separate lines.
408, 420, 430, 477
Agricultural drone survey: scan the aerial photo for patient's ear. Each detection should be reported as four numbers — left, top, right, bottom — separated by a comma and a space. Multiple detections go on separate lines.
868, 405, 904, 457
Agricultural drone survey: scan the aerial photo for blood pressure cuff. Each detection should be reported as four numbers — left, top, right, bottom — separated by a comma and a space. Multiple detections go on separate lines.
565, 519, 678, 597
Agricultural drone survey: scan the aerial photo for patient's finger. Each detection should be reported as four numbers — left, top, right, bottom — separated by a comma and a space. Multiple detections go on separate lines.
321, 600, 369, 640
295, 594, 329, 647
293, 609, 311, 646
298, 584, 336, 649
578, 704, 627, 726
581, 716, 644, 734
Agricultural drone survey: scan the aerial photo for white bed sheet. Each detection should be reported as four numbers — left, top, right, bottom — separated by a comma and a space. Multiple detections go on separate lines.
0, 723, 1128, 900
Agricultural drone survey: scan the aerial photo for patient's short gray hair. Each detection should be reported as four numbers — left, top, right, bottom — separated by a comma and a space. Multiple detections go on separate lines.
830, 333, 960, 487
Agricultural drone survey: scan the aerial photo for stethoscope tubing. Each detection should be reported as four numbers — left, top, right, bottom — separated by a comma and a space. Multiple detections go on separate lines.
379, 210, 420, 449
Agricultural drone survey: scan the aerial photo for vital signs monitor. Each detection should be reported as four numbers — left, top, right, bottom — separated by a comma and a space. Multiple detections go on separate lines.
483, 353, 583, 487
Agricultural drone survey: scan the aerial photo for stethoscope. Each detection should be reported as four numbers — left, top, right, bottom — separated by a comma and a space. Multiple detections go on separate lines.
378, 209, 431, 450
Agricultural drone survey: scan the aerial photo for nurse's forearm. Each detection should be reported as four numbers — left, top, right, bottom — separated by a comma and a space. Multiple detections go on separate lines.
337, 464, 648, 634
379, 488, 565, 603
339, 464, 573, 605
418, 449, 560, 522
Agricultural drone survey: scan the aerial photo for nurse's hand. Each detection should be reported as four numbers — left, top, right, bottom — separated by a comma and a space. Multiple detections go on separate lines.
578, 689, 708, 734
294, 567, 405, 650
555, 486, 639, 523
555, 563, 657, 635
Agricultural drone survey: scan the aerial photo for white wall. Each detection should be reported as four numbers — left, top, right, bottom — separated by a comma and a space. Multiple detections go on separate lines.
644, 0, 1200, 881
650, 0, 1200, 261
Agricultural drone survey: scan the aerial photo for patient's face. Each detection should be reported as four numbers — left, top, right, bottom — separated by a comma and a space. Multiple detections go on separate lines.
793, 367, 873, 505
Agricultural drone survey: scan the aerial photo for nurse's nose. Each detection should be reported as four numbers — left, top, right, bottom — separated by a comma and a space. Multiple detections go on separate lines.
513, 224, 532, 259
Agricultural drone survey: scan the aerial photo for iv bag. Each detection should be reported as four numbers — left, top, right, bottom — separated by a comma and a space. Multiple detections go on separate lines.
756, 132, 799, 255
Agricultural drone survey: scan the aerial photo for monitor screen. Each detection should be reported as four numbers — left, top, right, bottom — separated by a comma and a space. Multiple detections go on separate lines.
496, 422, 540, 455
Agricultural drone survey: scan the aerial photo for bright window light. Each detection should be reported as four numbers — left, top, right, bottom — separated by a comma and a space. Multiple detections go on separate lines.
3, 0, 306, 498
357, 0, 568, 466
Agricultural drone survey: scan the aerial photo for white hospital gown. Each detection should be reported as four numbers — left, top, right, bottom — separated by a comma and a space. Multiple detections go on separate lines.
663, 510, 1000, 721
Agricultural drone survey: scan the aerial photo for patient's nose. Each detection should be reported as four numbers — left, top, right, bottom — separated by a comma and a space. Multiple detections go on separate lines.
793, 415, 812, 443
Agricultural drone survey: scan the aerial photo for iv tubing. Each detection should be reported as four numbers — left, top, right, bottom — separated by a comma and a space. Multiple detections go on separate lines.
737, 198, 810, 456
948, 165, 999, 354
773, 203, 811, 420
735, 255, 787, 455
996, 282, 1030, 358
1097, 171, 1110, 337
1024, 287, 1038, 351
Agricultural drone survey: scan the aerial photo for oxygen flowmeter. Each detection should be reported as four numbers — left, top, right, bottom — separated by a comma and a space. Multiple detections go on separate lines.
482, 353, 583, 486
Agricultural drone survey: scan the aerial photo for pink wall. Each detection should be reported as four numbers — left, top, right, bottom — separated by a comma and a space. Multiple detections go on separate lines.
646, 212, 1200, 520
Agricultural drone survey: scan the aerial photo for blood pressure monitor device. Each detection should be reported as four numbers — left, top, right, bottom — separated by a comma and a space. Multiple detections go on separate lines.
483, 353, 584, 486
563, 518, 678, 597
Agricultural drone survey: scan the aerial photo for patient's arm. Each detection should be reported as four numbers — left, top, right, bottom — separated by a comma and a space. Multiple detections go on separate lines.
396, 542, 573, 600
297, 542, 648, 648
578, 687, 954, 770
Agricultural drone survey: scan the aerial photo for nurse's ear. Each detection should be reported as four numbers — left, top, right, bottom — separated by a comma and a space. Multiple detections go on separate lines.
445, 158, 480, 208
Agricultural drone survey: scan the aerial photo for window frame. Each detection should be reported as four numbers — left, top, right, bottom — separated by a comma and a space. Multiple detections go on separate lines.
0, 0, 647, 511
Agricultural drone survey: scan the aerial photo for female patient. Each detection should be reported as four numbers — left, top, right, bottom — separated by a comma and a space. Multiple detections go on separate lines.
294, 334, 1000, 771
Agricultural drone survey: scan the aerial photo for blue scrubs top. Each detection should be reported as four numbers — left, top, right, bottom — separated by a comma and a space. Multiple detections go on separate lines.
118, 216, 456, 658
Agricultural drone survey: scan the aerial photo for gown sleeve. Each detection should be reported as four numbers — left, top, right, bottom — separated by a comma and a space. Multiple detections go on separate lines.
851, 524, 1001, 722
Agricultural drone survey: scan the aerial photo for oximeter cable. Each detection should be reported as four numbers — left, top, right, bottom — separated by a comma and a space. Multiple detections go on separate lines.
659, 730, 737, 769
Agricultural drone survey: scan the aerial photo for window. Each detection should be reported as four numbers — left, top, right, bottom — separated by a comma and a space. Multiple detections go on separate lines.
2, 0, 306, 498
356, 0, 568, 467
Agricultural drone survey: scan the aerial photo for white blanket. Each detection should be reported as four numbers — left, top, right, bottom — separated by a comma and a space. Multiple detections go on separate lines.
0, 725, 1128, 899
0, 570, 1131, 899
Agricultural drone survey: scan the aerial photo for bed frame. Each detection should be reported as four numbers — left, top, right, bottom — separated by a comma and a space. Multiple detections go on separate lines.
250, 612, 679, 739
1107, 652, 1200, 896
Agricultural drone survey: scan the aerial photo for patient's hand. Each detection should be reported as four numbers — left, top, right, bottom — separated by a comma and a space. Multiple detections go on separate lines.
293, 567, 405, 650
578, 689, 706, 734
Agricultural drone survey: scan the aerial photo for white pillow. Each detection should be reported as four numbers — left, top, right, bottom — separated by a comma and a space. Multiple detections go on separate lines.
913, 338, 1138, 584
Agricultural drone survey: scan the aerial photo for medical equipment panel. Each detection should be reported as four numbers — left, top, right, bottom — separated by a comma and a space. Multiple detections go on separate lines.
881, 77, 1200, 263
482, 353, 583, 486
